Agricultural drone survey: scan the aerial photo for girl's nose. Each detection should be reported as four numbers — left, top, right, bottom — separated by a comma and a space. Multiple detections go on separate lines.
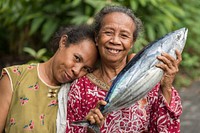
72, 65, 82, 76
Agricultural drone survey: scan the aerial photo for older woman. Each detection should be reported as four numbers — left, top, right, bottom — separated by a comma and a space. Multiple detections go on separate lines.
66, 6, 182, 133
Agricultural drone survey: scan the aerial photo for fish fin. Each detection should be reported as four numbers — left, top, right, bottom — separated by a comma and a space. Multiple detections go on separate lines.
71, 120, 100, 133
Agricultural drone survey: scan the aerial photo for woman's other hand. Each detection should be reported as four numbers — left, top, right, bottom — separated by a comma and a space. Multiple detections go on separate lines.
85, 100, 107, 127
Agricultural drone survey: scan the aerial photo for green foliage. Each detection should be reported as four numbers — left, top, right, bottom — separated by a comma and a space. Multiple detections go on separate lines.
0, 0, 200, 87
23, 47, 48, 63
118, 0, 200, 87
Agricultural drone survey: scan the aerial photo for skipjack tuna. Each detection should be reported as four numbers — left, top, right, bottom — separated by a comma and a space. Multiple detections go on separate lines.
72, 27, 188, 133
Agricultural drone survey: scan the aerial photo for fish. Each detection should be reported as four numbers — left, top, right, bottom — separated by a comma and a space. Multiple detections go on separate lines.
71, 27, 188, 133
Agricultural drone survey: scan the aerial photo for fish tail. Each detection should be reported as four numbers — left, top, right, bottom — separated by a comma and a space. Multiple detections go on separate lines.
71, 120, 90, 127
88, 124, 101, 133
71, 120, 100, 133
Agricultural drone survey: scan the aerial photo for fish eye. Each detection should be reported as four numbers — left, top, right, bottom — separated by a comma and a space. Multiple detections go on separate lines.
176, 34, 182, 41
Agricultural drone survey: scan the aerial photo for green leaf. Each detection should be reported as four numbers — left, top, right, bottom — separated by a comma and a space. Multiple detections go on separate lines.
70, 15, 89, 25
29, 17, 45, 35
146, 24, 155, 41
42, 19, 59, 42
17, 13, 41, 27
40, 56, 49, 62
84, 0, 110, 8
23, 47, 36, 58
158, 24, 167, 36
71, 0, 82, 7
139, 0, 148, 7
36, 48, 47, 59
130, 0, 138, 11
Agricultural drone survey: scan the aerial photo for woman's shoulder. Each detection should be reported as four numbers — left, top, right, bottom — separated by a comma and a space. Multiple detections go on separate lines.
2, 63, 38, 79
4, 63, 38, 73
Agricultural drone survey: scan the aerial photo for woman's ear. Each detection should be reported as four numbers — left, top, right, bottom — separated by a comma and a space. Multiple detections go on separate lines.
59, 35, 68, 48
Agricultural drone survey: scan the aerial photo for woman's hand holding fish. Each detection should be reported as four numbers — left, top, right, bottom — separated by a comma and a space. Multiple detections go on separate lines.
85, 100, 107, 127
156, 50, 182, 103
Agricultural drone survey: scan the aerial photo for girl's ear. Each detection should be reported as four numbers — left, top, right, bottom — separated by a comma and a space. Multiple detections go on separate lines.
59, 35, 68, 48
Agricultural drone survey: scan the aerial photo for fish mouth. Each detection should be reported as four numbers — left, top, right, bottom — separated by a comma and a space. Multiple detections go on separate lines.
183, 28, 188, 39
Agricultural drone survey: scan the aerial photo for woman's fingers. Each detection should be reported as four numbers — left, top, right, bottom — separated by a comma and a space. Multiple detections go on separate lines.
156, 51, 179, 75
96, 100, 107, 108
86, 100, 107, 126
175, 49, 182, 65
156, 50, 182, 91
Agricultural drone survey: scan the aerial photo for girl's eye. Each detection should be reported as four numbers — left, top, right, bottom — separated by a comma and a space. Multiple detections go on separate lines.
74, 55, 81, 62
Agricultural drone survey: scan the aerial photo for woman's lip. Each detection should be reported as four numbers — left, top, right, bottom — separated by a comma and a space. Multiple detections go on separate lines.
64, 72, 73, 81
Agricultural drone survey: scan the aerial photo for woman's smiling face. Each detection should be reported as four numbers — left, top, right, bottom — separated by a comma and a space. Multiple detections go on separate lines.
96, 12, 136, 63
53, 38, 98, 84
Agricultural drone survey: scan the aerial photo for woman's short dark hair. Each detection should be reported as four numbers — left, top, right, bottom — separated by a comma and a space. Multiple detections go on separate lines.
50, 25, 95, 53
92, 5, 143, 41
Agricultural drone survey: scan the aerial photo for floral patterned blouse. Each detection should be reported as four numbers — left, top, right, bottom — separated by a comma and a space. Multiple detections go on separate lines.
1, 64, 60, 133
66, 73, 182, 133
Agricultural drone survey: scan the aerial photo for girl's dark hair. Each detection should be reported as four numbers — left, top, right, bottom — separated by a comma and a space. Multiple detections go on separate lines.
92, 5, 143, 41
50, 25, 95, 53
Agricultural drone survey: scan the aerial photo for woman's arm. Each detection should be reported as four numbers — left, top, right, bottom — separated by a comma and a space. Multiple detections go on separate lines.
148, 84, 182, 132
0, 74, 12, 132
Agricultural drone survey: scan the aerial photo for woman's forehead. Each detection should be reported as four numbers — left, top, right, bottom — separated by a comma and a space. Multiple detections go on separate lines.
101, 12, 136, 32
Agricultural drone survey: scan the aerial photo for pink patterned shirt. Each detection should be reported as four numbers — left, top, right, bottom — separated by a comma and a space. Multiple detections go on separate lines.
66, 74, 182, 133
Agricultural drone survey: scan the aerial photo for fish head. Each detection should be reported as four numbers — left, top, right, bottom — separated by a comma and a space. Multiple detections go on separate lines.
171, 27, 188, 53
160, 28, 188, 57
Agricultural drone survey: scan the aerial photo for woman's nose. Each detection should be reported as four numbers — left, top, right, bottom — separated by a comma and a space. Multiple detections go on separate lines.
110, 35, 121, 45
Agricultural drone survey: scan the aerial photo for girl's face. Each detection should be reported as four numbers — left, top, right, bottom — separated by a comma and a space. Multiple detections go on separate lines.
96, 12, 135, 64
53, 38, 98, 84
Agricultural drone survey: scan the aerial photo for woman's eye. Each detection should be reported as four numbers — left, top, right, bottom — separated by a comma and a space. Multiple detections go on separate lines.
121, 34, 129, 38
84, 67, 93, 73
104, 31, 112, 36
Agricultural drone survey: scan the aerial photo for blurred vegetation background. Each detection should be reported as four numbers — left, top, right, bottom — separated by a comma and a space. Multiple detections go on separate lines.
0, 0, 200, 88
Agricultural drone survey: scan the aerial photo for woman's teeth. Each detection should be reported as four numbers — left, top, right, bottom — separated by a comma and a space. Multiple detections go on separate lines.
108, 48, 120, 54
